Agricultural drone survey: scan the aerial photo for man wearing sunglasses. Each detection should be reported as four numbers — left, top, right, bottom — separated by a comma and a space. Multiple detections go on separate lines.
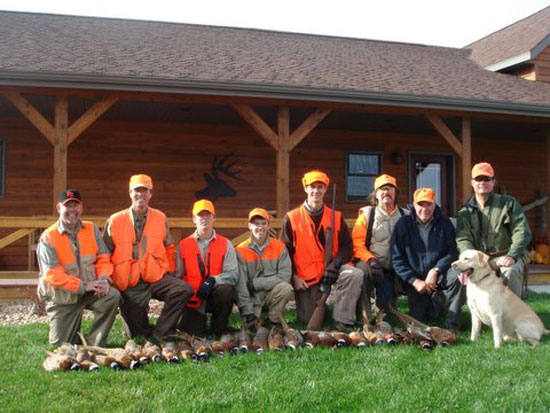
456, 162, 531, 298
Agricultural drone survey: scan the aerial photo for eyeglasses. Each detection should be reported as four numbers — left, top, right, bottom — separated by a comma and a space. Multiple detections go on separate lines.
473, 176, 494, 182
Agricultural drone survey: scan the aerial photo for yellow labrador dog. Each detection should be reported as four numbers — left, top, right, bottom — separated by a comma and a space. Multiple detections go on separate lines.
452, 249, 548, 348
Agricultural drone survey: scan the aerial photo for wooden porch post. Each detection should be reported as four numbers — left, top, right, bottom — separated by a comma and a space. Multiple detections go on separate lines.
3, 92, 118, 211
277, 107, 290, 216
53, 96, 68, 211
461, 117, 472, 205
233, 104, 330, 219
426, 113, 473, 207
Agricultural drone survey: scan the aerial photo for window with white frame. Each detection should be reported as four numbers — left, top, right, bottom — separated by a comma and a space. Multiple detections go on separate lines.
346, 152, 381, 202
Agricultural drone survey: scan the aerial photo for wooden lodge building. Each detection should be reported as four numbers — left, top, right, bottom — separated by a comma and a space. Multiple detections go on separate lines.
1, 8, 550, 278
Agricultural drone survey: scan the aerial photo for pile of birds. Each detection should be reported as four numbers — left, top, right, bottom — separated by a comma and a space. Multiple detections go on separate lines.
43, 308, 457, 372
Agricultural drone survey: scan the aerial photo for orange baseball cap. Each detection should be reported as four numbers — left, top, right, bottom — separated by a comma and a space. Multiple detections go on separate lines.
374, 174, 397, 190
302, 170, 329, 187
192, 199, 215, 216
129, 174, 153, 190
248, 207, 270, 222
471, 162, 494, 178
413, 188, 436, 203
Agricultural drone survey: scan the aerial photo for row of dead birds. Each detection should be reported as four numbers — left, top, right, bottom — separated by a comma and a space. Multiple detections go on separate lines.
43, 307, 457, 372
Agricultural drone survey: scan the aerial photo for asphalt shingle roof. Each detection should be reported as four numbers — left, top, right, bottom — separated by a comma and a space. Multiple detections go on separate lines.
466, 6, 550, 68
2, 11, 550, 114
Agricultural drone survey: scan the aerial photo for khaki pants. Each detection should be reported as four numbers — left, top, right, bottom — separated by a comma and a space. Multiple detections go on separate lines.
253, 282, 293, 323
46, 288, 121, 347
295, 264, 363, 325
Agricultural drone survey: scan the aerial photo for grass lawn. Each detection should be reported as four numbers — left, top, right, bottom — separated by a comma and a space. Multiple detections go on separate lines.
1, 294, 550, 412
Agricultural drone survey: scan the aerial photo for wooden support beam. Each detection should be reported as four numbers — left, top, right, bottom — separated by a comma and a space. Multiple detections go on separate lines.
0, 228, 34, 250
53, 96, 69, 211
461, 117, 472, 205
426, 114, 463, 156
68, 95, 118, 144
3, 92, 55, 144
289, 108, 330, 150
232, 103, 279, 150
277, 107, 290, 217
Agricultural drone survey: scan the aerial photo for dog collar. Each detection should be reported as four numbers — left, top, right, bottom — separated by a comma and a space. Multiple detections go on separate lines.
474, 271, 491, 283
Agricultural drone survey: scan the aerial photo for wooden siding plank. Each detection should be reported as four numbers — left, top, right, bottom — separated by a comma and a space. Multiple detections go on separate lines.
289, 108, 331, 150
0, 228, 34, 250
426, 113, 463, 156
3, 92, 55, 144
232, 103, 279, 150
68, 95, 118, 144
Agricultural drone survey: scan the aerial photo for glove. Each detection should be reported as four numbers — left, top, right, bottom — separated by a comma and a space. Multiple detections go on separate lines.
244, 314, 258, 332
321, 266, 339, 287
369, 260, 385, 284
197, 277, 216, 299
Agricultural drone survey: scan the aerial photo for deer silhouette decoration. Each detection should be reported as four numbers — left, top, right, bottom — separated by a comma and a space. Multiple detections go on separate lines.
195, 153, 243, 202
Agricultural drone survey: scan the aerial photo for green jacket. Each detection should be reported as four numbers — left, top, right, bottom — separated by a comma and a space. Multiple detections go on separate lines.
456, 193, 531, 261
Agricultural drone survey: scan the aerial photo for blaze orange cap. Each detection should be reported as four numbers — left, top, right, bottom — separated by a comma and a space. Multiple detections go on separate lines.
471, 162, 494, 179
413, 187, 436, 203
192, 199, 215, 216
248, 207, 270, 222
129, 174, 153, 190
374, 174, 397, 190
302, 170, 329, 187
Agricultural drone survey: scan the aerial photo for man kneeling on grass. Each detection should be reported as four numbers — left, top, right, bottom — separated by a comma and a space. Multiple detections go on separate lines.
37, 189, 121, 346
391, 188, 464, 330
235, 208, 293, 331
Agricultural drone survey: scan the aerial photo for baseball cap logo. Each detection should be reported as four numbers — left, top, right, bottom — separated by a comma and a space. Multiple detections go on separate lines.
66, 190, 74, 198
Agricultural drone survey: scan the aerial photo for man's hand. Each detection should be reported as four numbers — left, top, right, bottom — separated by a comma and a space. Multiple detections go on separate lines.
495, 256, 515, 268
321, 267, 339, 287
425, 269, 439, 294
292, 276, 308, 291
369, 260, 385, 284
94, 279, 110, 298
197, 277, 216, 299
412, 278, 428, 294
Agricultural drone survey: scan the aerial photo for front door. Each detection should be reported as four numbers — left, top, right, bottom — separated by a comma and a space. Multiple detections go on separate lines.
409, 153, 455, 216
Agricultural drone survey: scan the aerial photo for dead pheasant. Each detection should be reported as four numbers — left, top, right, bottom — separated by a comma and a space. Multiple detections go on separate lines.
220, 333, 240, 355
301, 330, 320, 349
317, 332, 338, 348
373, 311, 398, 345
349, 331, 369, 347
252, 327, 269, 354
387, 307, 436, 349
142, 341, 163, 363
268, 326, 285, 351
389, 307, 456, 346
237, 330, 254, 353
284, 329, 304, 350
42, 350, 79, 372
191, 337, 212, 362
330, 332, 352, 349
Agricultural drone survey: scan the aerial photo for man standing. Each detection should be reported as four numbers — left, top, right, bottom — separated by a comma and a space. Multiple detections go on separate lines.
281, 170, 363, 330
352, 174, 406, 313
103, 174, 193, 342
391, 188, 463, 328
37, 189, 121, 346
236, 208, 293, 331
456, 162, 531, 298
177, 199, 237, 337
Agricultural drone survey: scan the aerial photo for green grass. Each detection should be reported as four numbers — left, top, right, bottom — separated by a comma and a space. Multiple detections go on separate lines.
2, 295, 550, 412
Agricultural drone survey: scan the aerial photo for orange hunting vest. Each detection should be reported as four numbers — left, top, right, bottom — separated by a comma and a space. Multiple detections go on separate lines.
287, 205, 341, 286
42, 221, 107, 291
108, 208, 172, 291
179, 234, 227, 308
236, 237, 287, 263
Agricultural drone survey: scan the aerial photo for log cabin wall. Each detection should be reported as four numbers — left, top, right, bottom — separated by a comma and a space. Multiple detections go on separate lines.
0, 116, 545, 269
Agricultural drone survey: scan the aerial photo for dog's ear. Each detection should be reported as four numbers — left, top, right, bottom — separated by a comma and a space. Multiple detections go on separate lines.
477, 251, 490, 267
488, 259, 499, 272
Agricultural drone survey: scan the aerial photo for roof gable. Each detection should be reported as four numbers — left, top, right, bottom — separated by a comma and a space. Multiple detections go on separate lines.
466, 6, 550, 70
